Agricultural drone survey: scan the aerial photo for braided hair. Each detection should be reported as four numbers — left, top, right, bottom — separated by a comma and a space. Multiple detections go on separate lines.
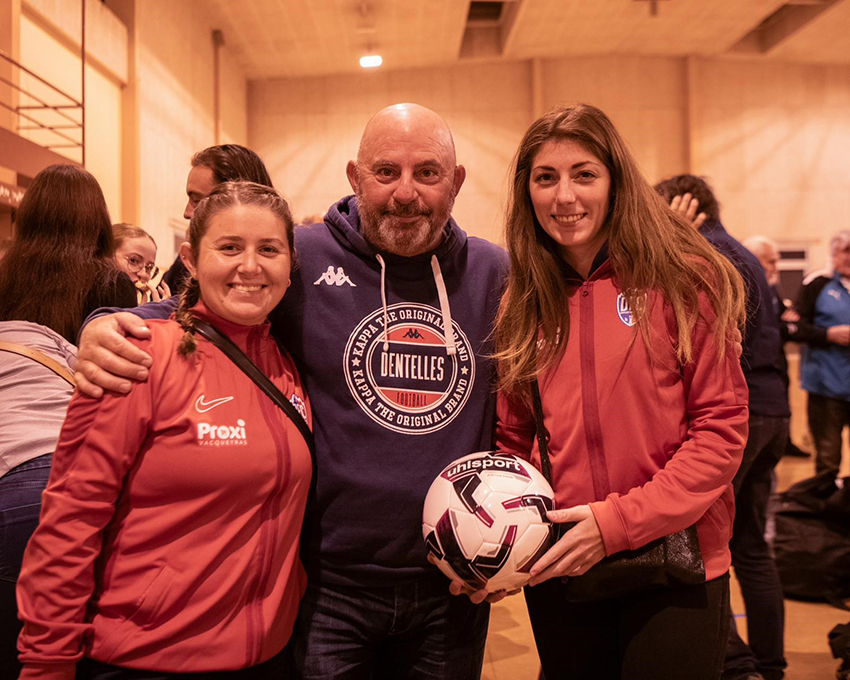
176, 181, 294, 356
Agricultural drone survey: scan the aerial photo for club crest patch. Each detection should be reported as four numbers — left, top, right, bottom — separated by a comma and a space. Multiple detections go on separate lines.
616, 293, 637, 327
289, 393, 308, 423
343, 302, 475, 435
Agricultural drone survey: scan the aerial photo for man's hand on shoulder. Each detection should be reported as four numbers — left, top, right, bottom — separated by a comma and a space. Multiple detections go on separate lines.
75, 313, 153, 397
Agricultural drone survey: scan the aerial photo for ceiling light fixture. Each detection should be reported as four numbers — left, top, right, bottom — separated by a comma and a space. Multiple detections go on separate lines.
360, 54, 383, 68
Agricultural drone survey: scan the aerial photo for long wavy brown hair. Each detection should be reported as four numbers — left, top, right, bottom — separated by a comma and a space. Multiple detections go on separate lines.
494, 104, 746, 402
175, 181, 294, 356
0, 164, 119, 342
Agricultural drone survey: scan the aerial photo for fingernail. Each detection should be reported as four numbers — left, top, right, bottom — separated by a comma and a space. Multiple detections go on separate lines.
136, 368, 149, 379
119, 382, 132, 393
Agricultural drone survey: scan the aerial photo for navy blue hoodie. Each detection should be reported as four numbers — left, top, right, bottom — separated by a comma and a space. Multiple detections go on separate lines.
272, 196, 508, 586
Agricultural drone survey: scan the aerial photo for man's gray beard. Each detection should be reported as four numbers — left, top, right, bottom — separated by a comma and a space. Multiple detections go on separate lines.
357, 191, 453, 257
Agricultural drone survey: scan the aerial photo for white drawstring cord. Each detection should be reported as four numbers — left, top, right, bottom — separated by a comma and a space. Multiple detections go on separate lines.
376, 254, 390, 351
431, 255, 457, 356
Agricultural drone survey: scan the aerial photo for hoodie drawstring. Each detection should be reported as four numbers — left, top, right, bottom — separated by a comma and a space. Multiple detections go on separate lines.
374, 254, 457, 357
431, 255, 457, 356
376, 254, 390, 352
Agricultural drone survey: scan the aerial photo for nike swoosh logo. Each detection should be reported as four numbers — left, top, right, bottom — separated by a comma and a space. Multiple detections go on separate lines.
195, 395, 234, 413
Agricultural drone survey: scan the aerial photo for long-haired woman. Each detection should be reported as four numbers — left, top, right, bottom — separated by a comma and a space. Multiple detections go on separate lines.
0, 165, 135, 673
16, 182, 311, 679
0, 164, 136, 342
494, 104, 748, 679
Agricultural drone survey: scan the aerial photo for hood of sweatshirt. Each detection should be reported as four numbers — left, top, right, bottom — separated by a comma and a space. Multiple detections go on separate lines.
322, 195, 467, 356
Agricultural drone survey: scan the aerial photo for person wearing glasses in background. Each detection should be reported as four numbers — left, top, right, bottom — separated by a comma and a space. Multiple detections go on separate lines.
112, 223, 171, 303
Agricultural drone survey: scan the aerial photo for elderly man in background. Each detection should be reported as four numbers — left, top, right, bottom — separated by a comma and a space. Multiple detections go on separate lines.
73, 104, 508, 679
792, 230, 850, 479
742, 235, 810, 459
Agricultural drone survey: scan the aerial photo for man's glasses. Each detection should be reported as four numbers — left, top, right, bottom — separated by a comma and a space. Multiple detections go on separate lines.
124, 255, 158, 278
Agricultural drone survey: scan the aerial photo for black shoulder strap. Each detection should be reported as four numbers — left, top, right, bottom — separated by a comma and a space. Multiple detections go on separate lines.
193, 318, 315, 455
530, 379, 553, 486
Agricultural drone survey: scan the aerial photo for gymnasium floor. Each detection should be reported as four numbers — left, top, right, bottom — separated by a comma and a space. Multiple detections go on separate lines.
481, 354, 849, 680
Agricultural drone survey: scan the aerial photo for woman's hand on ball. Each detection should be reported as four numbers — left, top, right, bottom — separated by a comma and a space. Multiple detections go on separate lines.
527, 505, 606, 587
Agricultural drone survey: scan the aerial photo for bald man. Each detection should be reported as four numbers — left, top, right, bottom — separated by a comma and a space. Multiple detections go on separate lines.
75, 104, 508, 678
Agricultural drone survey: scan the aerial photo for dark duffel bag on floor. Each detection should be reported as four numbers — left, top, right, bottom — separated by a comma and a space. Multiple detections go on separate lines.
773, 473, 850, 610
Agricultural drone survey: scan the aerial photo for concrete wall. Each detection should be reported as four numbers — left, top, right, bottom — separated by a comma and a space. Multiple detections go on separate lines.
249, 54, 850, 271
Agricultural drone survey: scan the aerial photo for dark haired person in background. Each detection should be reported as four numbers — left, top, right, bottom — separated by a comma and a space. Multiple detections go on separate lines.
656, 175, 789, 680
161, 144, 275, 294
0, 165, 137, 343
0, 164, 136, 674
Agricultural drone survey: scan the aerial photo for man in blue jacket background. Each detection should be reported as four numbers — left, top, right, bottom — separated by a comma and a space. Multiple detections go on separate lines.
792, 230, 850, 479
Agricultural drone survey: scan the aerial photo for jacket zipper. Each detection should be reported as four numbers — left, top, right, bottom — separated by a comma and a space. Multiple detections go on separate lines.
578, 280, 611, 501
243, 327, 291, 667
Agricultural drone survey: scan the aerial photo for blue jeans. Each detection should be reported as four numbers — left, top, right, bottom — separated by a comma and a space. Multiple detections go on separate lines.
723, 415, 788, 680
291, 573, 490, 679
0, 453, 53, 675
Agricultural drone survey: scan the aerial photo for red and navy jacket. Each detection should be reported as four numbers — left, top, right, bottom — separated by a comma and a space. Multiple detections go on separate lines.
17, 302, 312, 678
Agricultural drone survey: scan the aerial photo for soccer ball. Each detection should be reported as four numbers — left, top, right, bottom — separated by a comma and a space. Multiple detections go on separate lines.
422, 451, 556, 592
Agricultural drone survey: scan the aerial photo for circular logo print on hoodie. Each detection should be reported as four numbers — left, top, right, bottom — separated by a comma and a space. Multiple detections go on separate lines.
343, 302, 475, 435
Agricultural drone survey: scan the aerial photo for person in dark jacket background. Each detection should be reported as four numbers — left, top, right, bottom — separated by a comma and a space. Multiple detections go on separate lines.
656, 175, 789, 680
160, 144, 275, 295
792, 230, 850, 479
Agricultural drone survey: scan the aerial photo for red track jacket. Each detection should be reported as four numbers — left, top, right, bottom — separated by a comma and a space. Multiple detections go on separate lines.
17, 303, 312, 678
497, 261, 748, 581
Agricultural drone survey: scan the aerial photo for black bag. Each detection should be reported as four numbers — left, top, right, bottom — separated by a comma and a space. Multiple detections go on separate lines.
530, 381, 704, 602
773, 473, 850, 610
830, 621, 850, 680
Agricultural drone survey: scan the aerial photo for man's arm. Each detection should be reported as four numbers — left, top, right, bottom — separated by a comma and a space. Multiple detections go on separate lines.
75, 298, 178, 398
789, 276, 835, 347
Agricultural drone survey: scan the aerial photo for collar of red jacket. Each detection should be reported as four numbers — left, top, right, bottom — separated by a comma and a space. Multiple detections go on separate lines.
562, 241, 613, 284
189, 299, 273, 346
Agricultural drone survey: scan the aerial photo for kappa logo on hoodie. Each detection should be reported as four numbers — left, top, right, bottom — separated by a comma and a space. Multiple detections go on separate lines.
314, 265, 356, 287
343, 302, 475, 435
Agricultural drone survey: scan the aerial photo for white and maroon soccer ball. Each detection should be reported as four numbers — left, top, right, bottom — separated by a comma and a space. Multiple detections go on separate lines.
422, 451, 556, 592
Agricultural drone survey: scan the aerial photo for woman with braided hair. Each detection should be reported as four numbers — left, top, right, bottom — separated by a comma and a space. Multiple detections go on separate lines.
16, 182, 311, 679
